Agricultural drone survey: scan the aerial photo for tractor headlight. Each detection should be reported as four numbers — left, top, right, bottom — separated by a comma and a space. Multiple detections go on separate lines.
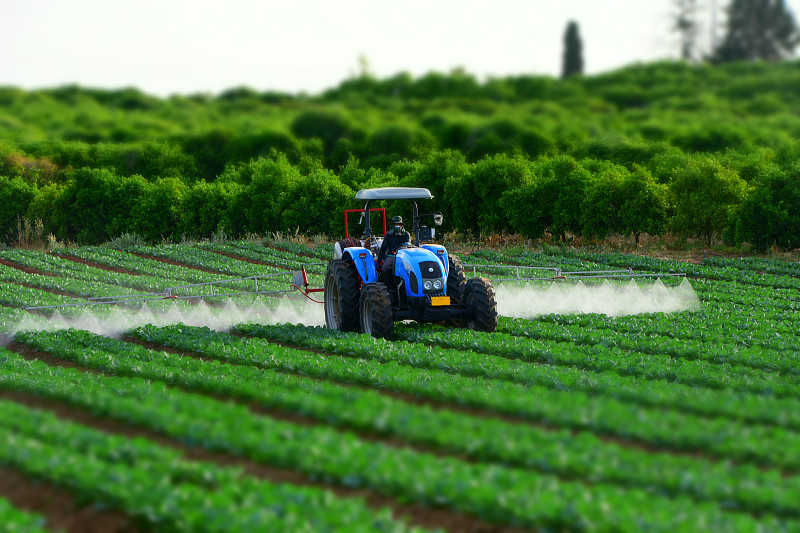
433, 279, 443, 290
423, 280, 433, 290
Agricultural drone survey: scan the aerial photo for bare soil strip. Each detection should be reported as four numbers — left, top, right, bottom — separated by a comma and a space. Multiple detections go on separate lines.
0, 463, 141, 533
6, 280, 78, 298
0, 258, 56, 277
53, 253, 142, 276
274, 246, 317, 259
128, 252, 224, 275
203, 248, 288, 270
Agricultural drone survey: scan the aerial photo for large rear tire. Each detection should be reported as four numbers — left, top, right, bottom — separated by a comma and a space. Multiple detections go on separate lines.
324, 259, 360, 332
359, 282, 393, 339
464, 277, 498, 333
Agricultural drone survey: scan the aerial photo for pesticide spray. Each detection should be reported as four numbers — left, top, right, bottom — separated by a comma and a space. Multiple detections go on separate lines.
4, 276, 700, 338
6, 295, 325, 339
495, 277, 700, 318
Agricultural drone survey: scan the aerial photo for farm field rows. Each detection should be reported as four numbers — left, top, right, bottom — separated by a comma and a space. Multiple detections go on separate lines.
0, 241, 799, 532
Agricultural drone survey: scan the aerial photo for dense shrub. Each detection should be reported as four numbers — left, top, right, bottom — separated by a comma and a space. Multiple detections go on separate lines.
127, 178, 187, 242
291, 109, 362, 155
447, 154, 531, 235
669, 156, 748, 245
180, 181, 241, 238
732, 171, 800, 251
0, 176, 37, 243
57, 168, 138, 244
580, 162, 629, 239
277, 165, 354, 236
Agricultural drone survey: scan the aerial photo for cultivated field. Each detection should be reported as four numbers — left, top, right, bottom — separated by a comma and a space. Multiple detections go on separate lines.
0, 241, 799, 532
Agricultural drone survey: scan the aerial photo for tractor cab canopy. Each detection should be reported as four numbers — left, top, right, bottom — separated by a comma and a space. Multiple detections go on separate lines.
352, 187, 441, 244
355, 187, 433, 201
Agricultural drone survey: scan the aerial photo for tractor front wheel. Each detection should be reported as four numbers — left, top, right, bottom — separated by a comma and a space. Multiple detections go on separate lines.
359, 282, 393, 339
324, 259, 360, 332
447, 254, 467, 304
464, 277, 498, 333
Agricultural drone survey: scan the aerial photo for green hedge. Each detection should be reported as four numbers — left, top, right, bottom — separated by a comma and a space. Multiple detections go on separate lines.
2, 149, 791, 249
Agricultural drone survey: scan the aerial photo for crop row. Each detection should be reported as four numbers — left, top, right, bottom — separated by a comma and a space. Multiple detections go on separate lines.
0, 262, 144, 300
241, 321, 800, 422
2, 249, 291, 297
469, 249, 800, 315
0, 347, 788, 532
18, 327, 800, 518
266, 240, 333, 261
0, 249, 170, 293
528, 305, 797, 351
52, 246, 246, 283
0, 496, 48, 533
395, 321, 800, 396
691, 280, 800, 312
125, 244, 284, 278
196, 241, 327, 273
0, 398, 416, 532
123, 323, 800, 470
520, 250, 800, 290
0, 283, 76, 310
474, 248, 800, 298
702, 256, 800, 277
486, 317, 800, 376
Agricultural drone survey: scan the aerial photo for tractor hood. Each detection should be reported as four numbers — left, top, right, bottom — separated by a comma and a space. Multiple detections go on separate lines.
395, 247, 446, 298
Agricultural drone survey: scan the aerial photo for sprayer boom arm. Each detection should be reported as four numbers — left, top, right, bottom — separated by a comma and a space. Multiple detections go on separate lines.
25, 267, 326, 311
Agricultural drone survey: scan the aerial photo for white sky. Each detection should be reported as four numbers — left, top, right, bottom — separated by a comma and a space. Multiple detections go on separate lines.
2, 0, 799, 97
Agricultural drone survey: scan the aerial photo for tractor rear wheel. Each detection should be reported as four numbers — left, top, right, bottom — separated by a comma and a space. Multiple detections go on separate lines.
324, 259, 360, 332
464, 277, 498, 333
359, 282, 393, 339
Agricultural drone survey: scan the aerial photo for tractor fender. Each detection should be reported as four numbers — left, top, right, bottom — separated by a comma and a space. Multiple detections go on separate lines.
420, 244, 449, 274
342, 247, 379, 284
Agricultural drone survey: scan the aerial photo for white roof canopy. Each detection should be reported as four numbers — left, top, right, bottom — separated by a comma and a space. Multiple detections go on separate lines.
355, 187, 433, 201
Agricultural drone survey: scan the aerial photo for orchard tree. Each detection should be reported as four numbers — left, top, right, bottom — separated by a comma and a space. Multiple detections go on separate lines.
669, 156, 748, 246
619, 167, 669, 245
562, 21, 584, 78
0, 176, 37, 244
714, 0, 800, 62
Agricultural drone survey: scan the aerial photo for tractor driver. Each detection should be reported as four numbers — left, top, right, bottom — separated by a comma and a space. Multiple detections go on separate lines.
377, 215, 411, 289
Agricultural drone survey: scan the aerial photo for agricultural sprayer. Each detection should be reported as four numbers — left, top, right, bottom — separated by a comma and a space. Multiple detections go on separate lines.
24, 187, 689, 338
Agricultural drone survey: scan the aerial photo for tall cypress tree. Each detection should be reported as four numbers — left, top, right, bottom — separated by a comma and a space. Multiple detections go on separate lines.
714, 0, 799, 62
672, 0, 701, 61
562, 21, 584, 78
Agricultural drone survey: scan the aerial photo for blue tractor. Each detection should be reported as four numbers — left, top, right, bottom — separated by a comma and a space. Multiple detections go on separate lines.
324, 187, 498, 338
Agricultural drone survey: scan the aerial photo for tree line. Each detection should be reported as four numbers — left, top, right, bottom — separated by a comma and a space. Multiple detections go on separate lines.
2, 58, 800, 251
0, 147, 797, 252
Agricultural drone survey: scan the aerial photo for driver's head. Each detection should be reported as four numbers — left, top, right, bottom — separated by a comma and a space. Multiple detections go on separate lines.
390, 215, 403, 233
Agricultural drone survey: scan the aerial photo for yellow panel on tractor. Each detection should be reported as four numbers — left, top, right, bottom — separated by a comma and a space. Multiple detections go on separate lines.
430, 296, 450, 306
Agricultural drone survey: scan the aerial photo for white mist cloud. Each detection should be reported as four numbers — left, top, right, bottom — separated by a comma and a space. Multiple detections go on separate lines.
5, 278, 699, 339
494, 278, 700, 318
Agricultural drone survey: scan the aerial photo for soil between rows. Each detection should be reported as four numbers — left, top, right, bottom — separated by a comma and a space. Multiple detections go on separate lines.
53, 253, 142, 276
0, 465, 139, 533
0, 258, 57, 277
